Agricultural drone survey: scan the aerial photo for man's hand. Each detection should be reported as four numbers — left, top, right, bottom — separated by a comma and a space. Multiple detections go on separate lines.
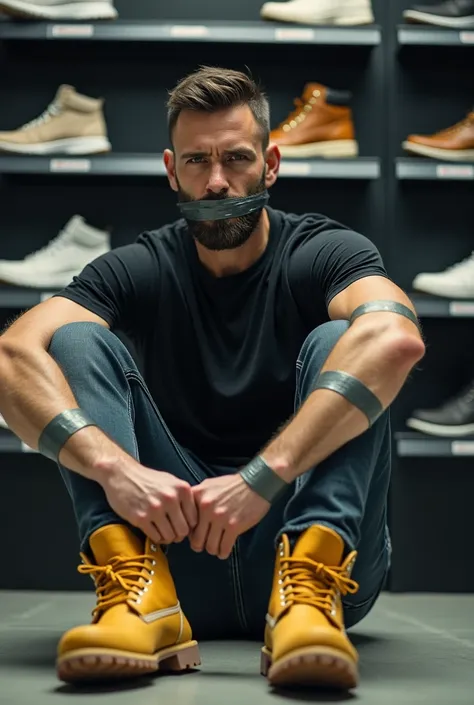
189, 474, 270, 560
101, 461, 198, 545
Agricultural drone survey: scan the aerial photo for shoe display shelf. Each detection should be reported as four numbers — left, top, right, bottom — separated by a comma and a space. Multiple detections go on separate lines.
396, 158, 474, 180
0, 154, 382, 179
0, 18, 381, 45
397, 24, 474, 45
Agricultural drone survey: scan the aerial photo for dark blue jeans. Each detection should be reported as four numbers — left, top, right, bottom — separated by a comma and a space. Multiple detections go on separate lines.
50, 320, 391, 641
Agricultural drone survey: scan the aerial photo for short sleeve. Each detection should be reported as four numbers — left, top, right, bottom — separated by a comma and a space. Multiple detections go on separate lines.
52, 238, 158, 334
288, 225, 388, 323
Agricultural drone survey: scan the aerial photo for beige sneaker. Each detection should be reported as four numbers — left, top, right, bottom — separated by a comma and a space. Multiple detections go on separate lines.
0, 0, 117, 19
0, 85, 112, 155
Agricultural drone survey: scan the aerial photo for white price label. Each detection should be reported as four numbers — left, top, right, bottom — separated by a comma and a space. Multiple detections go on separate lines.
460, 31, 474, 44
51, 24, 94, 37
449, 301, 474, 317
169, 25, 209, 37
279, 161, 311, 176
50, 159, 91, 173
452, 441, 474, 456
21, 442, 38, 453
274, 27, 315, 41
436, 164, 474, 179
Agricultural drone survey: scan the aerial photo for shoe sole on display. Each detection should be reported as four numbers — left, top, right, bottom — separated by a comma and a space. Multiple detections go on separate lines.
0, 136, 111, 155
406, 417, 474, 437
57, 640, 201, 683
278, 139, 358, 158
260, 645, 358, 689
403, 10, 474, 27
0, 0, 117, 19
260, 9, 373, 24
402, 140, 474, 161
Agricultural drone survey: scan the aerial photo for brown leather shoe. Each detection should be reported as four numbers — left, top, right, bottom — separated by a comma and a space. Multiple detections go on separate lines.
270, 83, 358, 158
403, 112, 474, 161
261, 525, 359, 689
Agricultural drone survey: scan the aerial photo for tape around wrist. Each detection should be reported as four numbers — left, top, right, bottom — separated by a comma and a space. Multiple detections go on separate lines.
38, 409, 96, 462
238, 455, 289, 503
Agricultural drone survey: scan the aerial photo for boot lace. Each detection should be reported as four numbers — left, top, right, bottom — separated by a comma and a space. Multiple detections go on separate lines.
21, 101, 61, 131
278, 92, 320, 130
78, 553, 155, 618
281, 557, 359, 613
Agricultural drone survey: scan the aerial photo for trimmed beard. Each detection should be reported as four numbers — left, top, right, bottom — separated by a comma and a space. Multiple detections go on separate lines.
177, 170, 267, 251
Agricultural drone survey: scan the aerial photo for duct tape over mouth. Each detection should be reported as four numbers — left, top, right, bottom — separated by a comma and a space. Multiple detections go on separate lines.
177, 191, 270, 221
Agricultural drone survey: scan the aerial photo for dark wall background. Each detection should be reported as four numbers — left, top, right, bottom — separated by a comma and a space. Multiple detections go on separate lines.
0, 0, 473, 591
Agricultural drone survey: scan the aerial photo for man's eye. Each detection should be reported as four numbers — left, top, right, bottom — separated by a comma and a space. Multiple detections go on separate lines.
187, 157, 205, 164
228, 154, 246, 161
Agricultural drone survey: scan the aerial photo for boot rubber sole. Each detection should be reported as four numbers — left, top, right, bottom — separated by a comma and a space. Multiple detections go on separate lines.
0, 0, 117, 19
402, 141, 474, 161
403, 10, 474, 27
277, 139, 358, 159
57, 640, 201, 683
0, 136, 111, 156
261, 645, 358, 689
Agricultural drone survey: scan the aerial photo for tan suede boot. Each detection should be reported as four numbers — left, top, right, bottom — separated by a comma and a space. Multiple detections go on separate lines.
0, 84, 111, 155
261, 525, 359, 689
57, 524, 200, 683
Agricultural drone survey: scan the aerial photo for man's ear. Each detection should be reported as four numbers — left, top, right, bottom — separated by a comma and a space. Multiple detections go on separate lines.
164, 149, 178, 192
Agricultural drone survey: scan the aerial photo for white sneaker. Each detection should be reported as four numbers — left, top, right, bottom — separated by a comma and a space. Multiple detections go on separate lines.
412, 252, 474, 299
0, 216, 111, 289
0, 0, 117, 19
260, 0, 374, 25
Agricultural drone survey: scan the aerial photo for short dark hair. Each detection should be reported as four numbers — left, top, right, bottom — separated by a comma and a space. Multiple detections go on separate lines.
167, 66, 270, 150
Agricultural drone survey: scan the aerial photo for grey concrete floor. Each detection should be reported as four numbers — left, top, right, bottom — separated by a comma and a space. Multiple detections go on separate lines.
1, 591, 473, 704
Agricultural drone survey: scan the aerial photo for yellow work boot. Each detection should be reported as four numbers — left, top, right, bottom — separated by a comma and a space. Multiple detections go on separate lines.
57, 524, 200, 683
261, 525, 359, 689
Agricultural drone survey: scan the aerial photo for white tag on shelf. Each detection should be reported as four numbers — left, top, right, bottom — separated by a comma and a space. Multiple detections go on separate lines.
279, 161, 311, 176
452, 441, 474, 455
449, 301, 474, 316
436, 164, 474, 179
169, 25, 209, 37
460, 31, 474, 44
21, 441, 38, 453
51, 24, 94, 37
274, 27, 315, 41
50, 159, 91, 173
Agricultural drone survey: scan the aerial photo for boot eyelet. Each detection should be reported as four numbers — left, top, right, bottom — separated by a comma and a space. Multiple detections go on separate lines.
152, 560, 156, 567
149, 570, 155, 577
150, 544, 157, 552
135, 598, 142, 605
147, 579, 152, 585
143, 587, 148, 593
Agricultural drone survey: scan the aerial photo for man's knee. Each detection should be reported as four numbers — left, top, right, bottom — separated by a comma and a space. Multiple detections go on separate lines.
48, 321, 114, 362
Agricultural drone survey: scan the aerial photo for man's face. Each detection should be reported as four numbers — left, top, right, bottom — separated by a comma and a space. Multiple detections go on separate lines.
168, 105, 269, 251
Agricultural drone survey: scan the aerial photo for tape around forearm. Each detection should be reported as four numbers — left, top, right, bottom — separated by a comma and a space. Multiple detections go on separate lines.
313, 370, 384, 427
349, 300, 421, 334
239, 455, 290, 504
38, 409, 96, 462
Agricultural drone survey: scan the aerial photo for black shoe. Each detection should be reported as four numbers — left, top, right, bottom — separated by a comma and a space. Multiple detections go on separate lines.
406, 379, 474, 437
403, 0, 474, 27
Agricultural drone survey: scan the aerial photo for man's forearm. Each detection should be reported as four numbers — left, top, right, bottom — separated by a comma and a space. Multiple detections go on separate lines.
0, 341, 130, 483
261, 321, 425, 483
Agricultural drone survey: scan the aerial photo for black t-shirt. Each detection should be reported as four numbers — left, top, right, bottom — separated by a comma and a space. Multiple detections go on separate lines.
54, 207, 388, 467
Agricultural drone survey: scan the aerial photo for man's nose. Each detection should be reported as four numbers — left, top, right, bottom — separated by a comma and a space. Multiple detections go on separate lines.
206, 163, 229, 194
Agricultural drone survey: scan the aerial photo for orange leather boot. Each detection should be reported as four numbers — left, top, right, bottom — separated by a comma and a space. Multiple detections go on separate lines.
270, 83, 358, 158
261, 525, 359, 689
57, 524, 200, 683
403, 112, 474, 161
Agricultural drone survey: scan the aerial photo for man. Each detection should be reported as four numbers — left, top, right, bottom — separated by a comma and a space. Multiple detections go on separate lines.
0, 66, 424, 691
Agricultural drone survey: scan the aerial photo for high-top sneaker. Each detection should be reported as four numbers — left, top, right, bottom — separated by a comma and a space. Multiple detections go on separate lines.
407, 379, 474, 436
403, 0, 474, 27
412, 253, 474, 299
261, 525, 359, 689
0, 215, 110, 289
403, 112, 474, 161
0, 0, 117, 19
57, 524, 200, 683
0, 85, 111, 155
260, 0, 374, 25
270, 84, 358, 159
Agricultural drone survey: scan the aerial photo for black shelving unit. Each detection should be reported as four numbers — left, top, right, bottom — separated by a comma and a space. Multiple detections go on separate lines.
397, 25, 474, 46
396, 432, 474, 457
